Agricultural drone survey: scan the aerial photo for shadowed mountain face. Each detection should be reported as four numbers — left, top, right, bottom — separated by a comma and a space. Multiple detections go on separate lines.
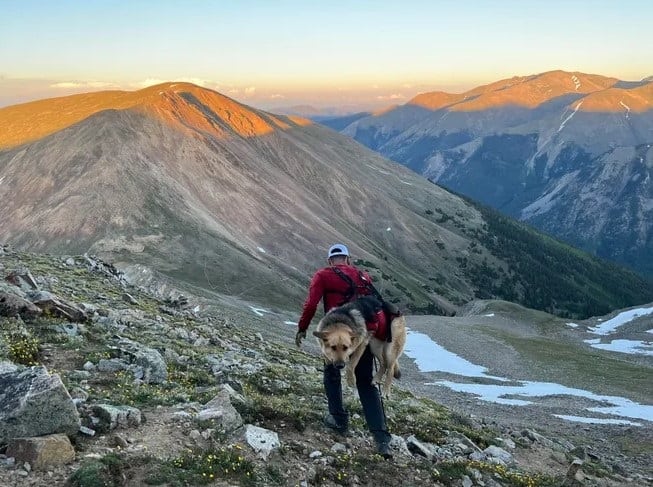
1, 82, 652, 317
333, 71, 653, 277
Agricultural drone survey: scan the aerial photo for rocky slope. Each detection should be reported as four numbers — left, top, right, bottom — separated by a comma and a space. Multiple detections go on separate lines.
1, 246, 651, 486
1, 83, 652, 318
331, 71, 653, 277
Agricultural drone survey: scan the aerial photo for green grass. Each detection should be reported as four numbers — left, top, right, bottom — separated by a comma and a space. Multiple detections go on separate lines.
489, 331, 653, 401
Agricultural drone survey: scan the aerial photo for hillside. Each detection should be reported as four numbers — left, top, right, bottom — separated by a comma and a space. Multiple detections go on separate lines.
334, 71, 653, 277
1, 247, 651, 486
1, 83, 652, 318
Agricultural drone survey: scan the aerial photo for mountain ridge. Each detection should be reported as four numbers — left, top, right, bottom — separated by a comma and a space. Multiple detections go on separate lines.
1, 82, 652, 317
328, 70, 653, 277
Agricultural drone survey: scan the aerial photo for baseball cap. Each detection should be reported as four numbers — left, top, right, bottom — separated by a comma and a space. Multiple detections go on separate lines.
327, 244, 349, 258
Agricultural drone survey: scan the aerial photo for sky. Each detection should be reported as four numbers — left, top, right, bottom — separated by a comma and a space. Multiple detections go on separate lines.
1, 0, 652, 111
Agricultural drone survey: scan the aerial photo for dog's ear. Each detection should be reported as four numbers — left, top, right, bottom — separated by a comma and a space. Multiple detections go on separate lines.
313, 330, 325, 339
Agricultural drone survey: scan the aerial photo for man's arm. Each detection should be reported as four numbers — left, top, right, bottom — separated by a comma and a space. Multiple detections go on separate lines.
297, 271, 324, 332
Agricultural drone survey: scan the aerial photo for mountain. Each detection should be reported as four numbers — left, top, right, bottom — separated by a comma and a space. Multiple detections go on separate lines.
335, 71, 653, 277
1, 82, 652, 318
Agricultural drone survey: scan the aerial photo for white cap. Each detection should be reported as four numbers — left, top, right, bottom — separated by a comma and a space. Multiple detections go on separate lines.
327, 244, 349, 258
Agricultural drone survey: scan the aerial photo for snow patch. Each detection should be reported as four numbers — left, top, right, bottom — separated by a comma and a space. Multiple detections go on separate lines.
0, 176, 4, 185
248, 306, 269, 317
554, 415, 641, 426
405, 331, 507, 380
558, 101, 583, 133
408, 331, 653, 423
566, 322, 579, 328
620, 100, 631, 118
589, 306, 653, 335
484, 313, 495, 317
571, 75, 581, 90
284, 321, 296, 326
400, 180, 413, 185
257, 247, 266, 254
585, 339, 653, 356
386, 227, 391, 232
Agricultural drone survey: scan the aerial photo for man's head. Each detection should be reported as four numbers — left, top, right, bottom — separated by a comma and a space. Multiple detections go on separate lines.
327, 243, 350, 265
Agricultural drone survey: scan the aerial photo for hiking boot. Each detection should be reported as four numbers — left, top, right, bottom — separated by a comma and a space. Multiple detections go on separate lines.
323, 414, 348, 435
376, 440, 393, 459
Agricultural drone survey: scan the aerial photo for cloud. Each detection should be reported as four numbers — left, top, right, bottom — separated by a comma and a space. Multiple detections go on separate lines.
50, 81, 118, 89
376, 93, 405, 101
244, 86, 256, 95
269, 94, 285, 99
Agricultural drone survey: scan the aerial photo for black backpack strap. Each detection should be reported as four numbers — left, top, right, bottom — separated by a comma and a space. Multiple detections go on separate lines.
330, 267, 357, 306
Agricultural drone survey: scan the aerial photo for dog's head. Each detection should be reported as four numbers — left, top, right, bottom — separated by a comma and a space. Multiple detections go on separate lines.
313, 324, 367, 369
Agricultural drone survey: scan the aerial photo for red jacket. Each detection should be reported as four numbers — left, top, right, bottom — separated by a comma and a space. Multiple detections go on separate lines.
298, 264, 388, 340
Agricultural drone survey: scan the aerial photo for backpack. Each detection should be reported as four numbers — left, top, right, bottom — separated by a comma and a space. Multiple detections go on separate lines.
331, 267, 401, 342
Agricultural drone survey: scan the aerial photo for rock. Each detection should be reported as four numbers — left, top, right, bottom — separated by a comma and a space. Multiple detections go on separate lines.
243, 424, 280, 460
462, 475, 473, 487
331, 443, 347, 453
6, 434, 75, 470
0, 360, 18, 374
447, 432, 483, 453
483, 445, 513, 465
389, 434, 411, 456
197, 388, 243, 433
0, 283, 42, 319
110, 433, 129, 449
562, 459, 585, 486
5, 269, 39, 291
54, 323, 79, 337
309, 450, 322, 458
122, 293, 139, 305
97, 358, 130, 373
117, 338, 167, 384
27, 291, 88, 322
406, 435, 436, 460
91, 404, 142, 433
569, 446, 587, 460
0, 366, 80, 443
82, 361, 96, 372
79, 426, 96, 436
65, 258, 76, 266
493, 437, 515, 449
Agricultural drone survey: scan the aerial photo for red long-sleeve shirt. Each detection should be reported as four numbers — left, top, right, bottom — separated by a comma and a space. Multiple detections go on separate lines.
298, 264, 375, 332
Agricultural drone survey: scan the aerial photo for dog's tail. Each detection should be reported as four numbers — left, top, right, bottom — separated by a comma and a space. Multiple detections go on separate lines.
393, 363, 401, 379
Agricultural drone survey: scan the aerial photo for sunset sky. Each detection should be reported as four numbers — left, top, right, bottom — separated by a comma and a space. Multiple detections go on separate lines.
1, 0, 651, 111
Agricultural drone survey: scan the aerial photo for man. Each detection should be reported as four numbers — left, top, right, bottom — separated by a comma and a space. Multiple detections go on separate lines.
295, 243, 393, 458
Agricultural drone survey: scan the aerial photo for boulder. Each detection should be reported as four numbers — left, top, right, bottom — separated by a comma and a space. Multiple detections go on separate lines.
27, 290, 88, 323
117, 338, 167, 384
243, 424, 280, 460
6, 434, 75, 470
0, 283, 41, 319
0, 366, 80, 443
197, 388, 243, 433
91, 404, 142, 433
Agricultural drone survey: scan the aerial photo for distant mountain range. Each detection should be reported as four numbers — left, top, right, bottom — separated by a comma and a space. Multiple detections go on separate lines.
1, 82, 652, 318
322, 71, 653, 277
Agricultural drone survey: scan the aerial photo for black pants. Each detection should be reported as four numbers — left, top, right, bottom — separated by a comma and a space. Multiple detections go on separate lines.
323, 345, 390, 444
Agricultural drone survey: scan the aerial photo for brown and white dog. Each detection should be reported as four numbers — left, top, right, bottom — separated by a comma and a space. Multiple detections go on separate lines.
313, 296, 407, 397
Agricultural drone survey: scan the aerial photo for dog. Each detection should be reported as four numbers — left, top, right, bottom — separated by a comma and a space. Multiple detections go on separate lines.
312, 295, 407, 397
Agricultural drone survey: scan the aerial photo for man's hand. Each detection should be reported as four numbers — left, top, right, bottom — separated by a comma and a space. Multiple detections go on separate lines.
295, 330, 306, 347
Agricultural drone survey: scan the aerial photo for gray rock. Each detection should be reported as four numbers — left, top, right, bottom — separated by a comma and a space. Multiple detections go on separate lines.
91, 404, 142, 433
0, 361, 18, 374
197, 388, 243, 433
0, 283, 42, 319
484, 445, 513, 465
117, 338, 167, 384
243, 424, 280, 460
406, 435, 436, 460
27, 290, 88, 322
0, 366, 80, 443
97, 358, 130, 373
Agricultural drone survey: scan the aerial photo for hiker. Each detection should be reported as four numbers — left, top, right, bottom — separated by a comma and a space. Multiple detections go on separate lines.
295, 243, 393, 458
